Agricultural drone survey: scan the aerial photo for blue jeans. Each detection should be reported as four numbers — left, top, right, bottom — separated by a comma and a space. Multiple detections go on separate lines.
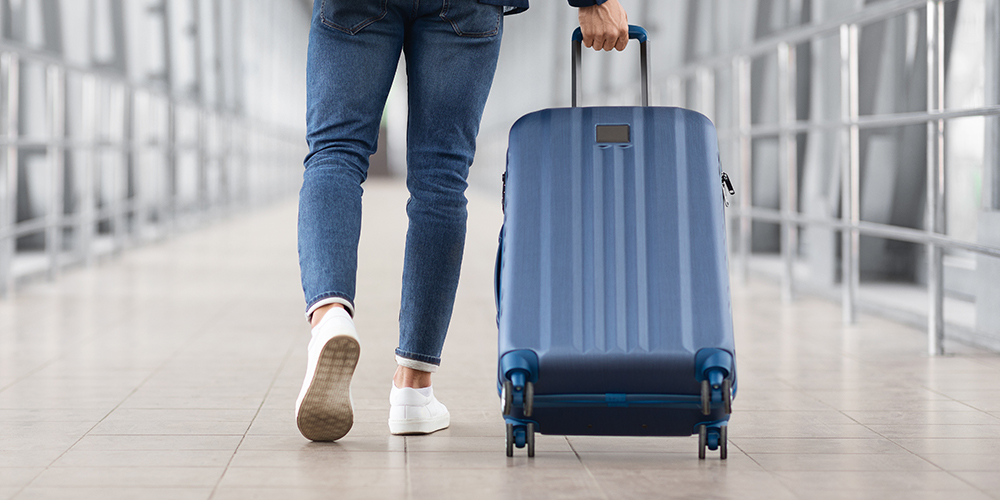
299, 0, 503, 368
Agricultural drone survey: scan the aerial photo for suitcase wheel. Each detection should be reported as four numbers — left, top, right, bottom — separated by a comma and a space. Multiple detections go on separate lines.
701, 377, 734, 415
720, 425, 728, 459
505, 423, 514, 457
502, 380, 513, 416
504, 422, 536, 458
526, 422, 535, 457
523, 381, 534, 417
697, 425, 707, 459
722, 379, 732, 414
502, 378, 534, 417
697, 424, 728, 460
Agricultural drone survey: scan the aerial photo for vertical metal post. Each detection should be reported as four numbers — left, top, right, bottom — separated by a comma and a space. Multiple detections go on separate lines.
571, 39, 581, 107
735, 57, 752, 283
221, 116, 231, 210
987, 0, 1000, 210
166, 101, 177, 231
133, 91, 146, 240
639, 39, 649, 107
926, 0, 946, 355
697, 67, 716, 122
840, 24, 860, 325
110, 84, 126, 253
154, 95, 167, 236
240, 122, 250, 205
666, 75, 683, 107
121, 86, 133, 247
227, 119, 236, 207
196, 109, 208, 216
778, 42, 798, 302
46, 65, 65, 279
0, 53, 19, 298
80, 75, 97, 264
242, 122, 251, 206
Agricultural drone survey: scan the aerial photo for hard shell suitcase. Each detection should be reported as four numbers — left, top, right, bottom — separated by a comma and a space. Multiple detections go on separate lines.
495, 26, 737, 459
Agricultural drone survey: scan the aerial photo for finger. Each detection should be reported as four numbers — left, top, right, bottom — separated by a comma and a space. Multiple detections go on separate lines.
583, 36, 593, 49
592, 35, 605, 51
615, 35, 628, 51
602, 35, 616, 51
616, 26, 629, 51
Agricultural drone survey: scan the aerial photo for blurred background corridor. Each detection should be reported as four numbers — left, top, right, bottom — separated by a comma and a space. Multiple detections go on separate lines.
1, 0, 999, 499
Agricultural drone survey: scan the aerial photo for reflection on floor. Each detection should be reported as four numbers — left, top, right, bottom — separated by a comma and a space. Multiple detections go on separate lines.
1, 179, 999, 500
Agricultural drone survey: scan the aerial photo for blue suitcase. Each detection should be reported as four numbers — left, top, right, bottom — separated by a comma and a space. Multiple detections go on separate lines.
495, 26, 737, 459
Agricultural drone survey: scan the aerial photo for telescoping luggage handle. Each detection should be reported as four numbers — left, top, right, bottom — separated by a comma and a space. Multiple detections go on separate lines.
571, 25, 649, 107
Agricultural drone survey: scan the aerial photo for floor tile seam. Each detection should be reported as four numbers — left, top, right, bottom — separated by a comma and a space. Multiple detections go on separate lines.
45, 465, 232, 472
46, 450, 238, 454
767, 381, 841, 412
948, 470, 1000, 496
0, 355, 64, 396
403, 436, 413, 500
875, 433, 953, 474
566, 436, 611, 500
14, 485, 217, 490
117, 407, 271, 410
733, 436, 942, 440
207, 342, 296, 500
914, 452, 1000, 468
821, 410, 952, 470
727, 440, 765, 469
12, 314, 240, 498
767, 470, 987, 493
85, 434, 251, 437
921, 386, 998, 412
716, 466, 803, 498
740, 452, 914, 456
6, 349, 188, 499
968, 357, 1000, 371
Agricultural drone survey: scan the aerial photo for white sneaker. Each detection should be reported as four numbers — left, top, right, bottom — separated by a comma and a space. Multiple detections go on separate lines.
295, 307, 359, 441
388, 383, 450, 435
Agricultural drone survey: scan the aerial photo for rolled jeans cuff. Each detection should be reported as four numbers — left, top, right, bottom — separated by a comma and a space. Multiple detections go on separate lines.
305, 296, 355, 321
394, 352, 439, 373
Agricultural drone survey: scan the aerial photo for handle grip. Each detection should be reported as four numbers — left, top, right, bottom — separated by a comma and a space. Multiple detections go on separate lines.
571, 25, 648, 43
572, 25, 649, 107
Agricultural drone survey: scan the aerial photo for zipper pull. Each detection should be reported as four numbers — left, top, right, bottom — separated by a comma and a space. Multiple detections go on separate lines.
721, 172, 735, 207
501, 171, 507, 214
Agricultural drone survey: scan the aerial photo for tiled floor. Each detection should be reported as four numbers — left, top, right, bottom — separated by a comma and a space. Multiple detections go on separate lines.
1, 179, 999, 500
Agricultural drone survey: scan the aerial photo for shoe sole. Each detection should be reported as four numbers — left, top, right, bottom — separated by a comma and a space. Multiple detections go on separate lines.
296, 335, 360, 442
388, 412, 450, 435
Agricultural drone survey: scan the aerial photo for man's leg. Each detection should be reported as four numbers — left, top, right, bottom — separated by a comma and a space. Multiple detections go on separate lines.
296, 0, 404, 442
387, 0, 503, 435
299, 2, 403, 317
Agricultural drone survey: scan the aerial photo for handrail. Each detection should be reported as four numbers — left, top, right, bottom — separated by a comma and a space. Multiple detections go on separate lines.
716, 104, 1000, 138
0, 36, 303, 297
0, 38, 302, 141
664, 0, 935, 77
731, 207, 1000, 260
662, 0, 997, 355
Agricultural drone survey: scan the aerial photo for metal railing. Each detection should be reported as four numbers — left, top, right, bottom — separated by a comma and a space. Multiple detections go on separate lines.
663, 0, 1000, 355
0, 40, 303, 297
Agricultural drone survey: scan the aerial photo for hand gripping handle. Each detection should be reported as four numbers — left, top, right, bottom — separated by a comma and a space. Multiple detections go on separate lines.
571, 25, 649, 107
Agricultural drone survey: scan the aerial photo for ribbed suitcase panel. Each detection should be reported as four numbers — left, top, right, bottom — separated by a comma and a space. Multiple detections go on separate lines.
499, 106, 733, 393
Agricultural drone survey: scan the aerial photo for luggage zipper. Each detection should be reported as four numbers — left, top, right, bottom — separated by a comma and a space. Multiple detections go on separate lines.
721, 172, 735, 207
501, 171, 507, 213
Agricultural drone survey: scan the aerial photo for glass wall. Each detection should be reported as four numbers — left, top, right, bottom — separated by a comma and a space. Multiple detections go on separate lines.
0, 0, 309, 295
